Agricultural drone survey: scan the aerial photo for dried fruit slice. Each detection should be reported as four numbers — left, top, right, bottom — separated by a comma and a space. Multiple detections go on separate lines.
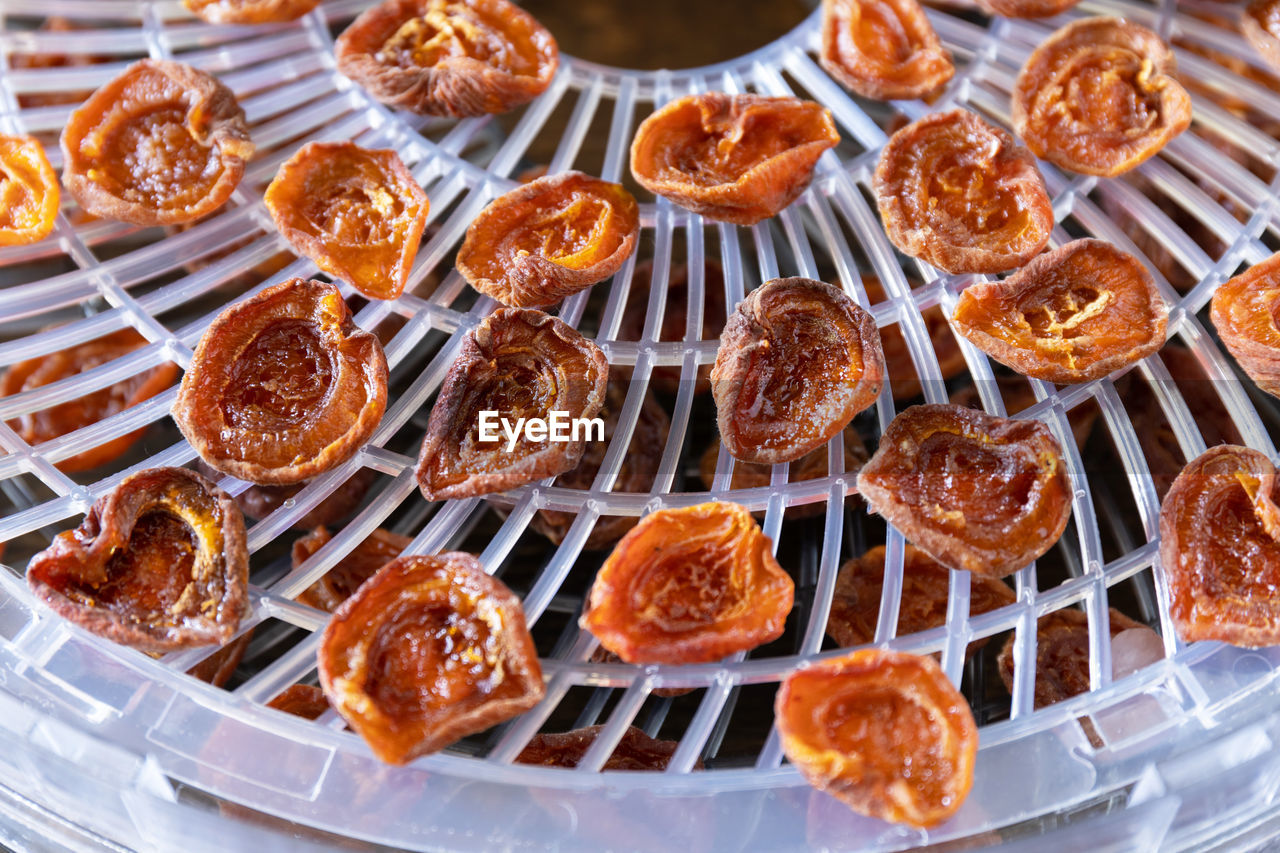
874, 109, 1053, 274
712, 278, 885, 465
61, 59, 254, 225
856, 403, 1072, 577
334, 0, 559, 117
26, 467, 249, 652
820, 0, 954, 101
457, 171, 639, 308
318, 552, 544, 764
997, 608, 1142, 706
1012, 18, 1191, 177
2, 328, 179, 473
1211, 252, 1280, 398
268, 684, 331, 720
291, 525, 412, 612
416, 308, 608, 500
950, 239, 1168, 384
0, 135, 59, 246
861, 275, 966, 401
184, 0, 321, 23
516, 725, 687, 770
616, 260, 727, 395
265, 141, 430, 301
1245, 0, 1280, 72
630, 93, 840, 226
775, 649, 977, 828
580, 502, 794, 664
173, 278, 388, 485
976, 0, 1080, 18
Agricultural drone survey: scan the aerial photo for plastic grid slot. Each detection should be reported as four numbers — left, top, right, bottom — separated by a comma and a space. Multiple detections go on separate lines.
1, 0, 1280, 849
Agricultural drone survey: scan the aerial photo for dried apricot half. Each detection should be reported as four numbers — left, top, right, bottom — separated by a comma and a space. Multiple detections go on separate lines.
185, 0, 321, 23
820, 0, 954, 101
1012, 18, 1192, 177
268, 684, 331, 720
776, 649, 977, 828
318, 552, 544, 764
291, 525, 412, 612
856, 403, 1072, 577
580, 502, 794, 664
173, 278, 388, 485
1245, 0, 1280, 73
997, 608, 1142, 707
950, 239, 1168, 384
1211, 251, 1280, 398
456, 171, 639, 308
265, 141, 430, 301
0, 134, 58, 246
61, 59, 254, 225
630, 93, 840, 226
976, 0, 1080, 18
516, 725, 685, 771
26, 467, 249, 652
334, 0, 559, 117
712, 277, 885, 465
874, 109, 1053, 274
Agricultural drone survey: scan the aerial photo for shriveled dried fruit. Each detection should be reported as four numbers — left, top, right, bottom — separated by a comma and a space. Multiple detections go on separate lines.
265, 141, 430, 301
0, 135, 59, 246
416, 308, 608, 500
581, 502, 794, 664
776, 649, 977, 828
856, 404, 1073, 577
185, 0, 321, 23
617, 260, 727, 395
976, 0, 1079, 18
1211, 252, 1280, 398
1012, 18, 1191, 177
187, 629, 254, 687
318, 552, 544, 764
712, 278, 884, 465
457, 171, 639, 308
26, 467, 248, 652
334, 0, 559, 117
630, 93, 840, 226
174, 278, 388, 486
268, 684, 331, 720
589, 647, 693, 698
198, 461, 376, 530
1245, 0, 1280, 73
291, 525, 412, 612
516, 725, 689, 770
874, 109, 1053, 274
950, 239, 1168, 384
997, 608, 1141, 706
61, 59, 254, 225
820, 0, 954, 100
861, 275, 965, 400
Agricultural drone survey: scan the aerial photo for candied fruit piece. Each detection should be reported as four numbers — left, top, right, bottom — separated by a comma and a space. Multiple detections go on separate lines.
950, 239, 1168, 384
820, 0, 954, 101
861, 275, 966, 400
1211, 251, 1280, 398
516, 725, 690, 770
185, 0, 321, 23
0, 134, 59, 246
976, 0, 1080, 18
997, 608, 1142, 706
268, 684, 331, 719
776, 649, 977, 828
26, 467, 249, 652
1012, 18, 1191, 177
61, 59, 254, 225
318, 552, 544, 764
580, 502, 794, 664
334, 0, 559, 117
630, 93, 839, 226
874, 109, 1053, 274
1246, 0, 1280, 73
174, 278, 388, 485
291, 524, 412, 612
856, 403, 1073, 577
265, 141, 430, 301
457, 170, 639, 308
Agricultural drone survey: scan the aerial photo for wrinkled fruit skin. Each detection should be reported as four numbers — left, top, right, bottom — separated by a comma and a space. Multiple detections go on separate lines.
997, 608, 1141, 707
712, 277, 885, 465
1211, 251, 1280, 399
580, 502, 794, 664
630, 93, 840, 226
416, 307, 608, 500
856, 403, 1073, 577
775, 649, 977, 828
457, 170, 639, 308
184, 0, 321, 23
318, 552, 544, 764
516, 725, 689, 770
266, 141, 430, 301
1012, 18, 1191, 177
61, 59, 254, 225
0, 134, 59, 245
26, 467, 249, 652
268, 684, 331, 719
874, 109, 1053, 274
820, 0, 954, 101
1245, 0, 1280, 73
291, 525, 412, 612
950, 238, 1168, 384
976, 0, 1080, 18
334, 0, 559, 117
1158, 445, 1280, 647
174, 278, 388, 486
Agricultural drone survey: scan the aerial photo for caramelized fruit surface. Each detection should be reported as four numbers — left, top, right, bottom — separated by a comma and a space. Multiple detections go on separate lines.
997, 608, 1142, 706
1211, 251, 1280, 398
516, 725, 686, 771
820, 0, 954, 100
185, 0, 321, 23
0, 134, 58, 245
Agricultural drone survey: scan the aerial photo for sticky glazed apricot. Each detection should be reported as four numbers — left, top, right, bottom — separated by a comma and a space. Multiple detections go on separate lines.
776, 649, 977, 828
334, 0, 559, 117
185, 0, 321, 23
516, 725, 685, 771
291, 525, 412, 612
997, 608, 1141, 706
416, 308, 608, 501
268, 684, 331, 720
820, 0, 954, 101
1211, 252, 1280, 398
26, 467, 248, 652
950, 239, 1168, 384
976, 0, 1080, 18
1012, 18, 1191, 177
174, 278, 388, 485
265, 141, 430, 301
318, 553, 544, 764
0, 135, 59, 246
874, 109, 1053, 274
630, 93, 840, 226
581, 502, 794, 664
861, 275, 966, 400
1246, 0, 1280, 73
712, 278, 884, 465
457, 171, 639, 308
61, 60, 254, 226
617, 260, 728, 395
2, 328, 179, 473
857, 404, 1072, 577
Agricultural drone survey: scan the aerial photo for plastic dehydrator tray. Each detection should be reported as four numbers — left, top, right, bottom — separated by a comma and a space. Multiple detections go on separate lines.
2, 0, 1280, 850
